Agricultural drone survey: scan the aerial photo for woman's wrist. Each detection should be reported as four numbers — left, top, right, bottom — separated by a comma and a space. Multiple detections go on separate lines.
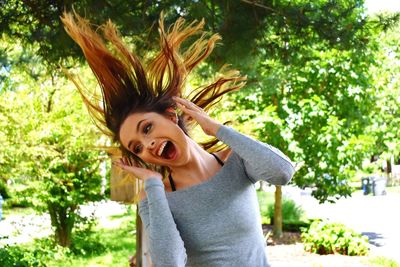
208, 121, 223, 137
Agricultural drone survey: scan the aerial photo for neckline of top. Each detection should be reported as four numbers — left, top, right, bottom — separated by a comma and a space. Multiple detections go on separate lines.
165, 152, 236, 196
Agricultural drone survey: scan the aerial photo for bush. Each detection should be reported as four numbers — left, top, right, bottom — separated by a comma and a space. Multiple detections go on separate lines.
0, 180, 11, 199
0, 233, 103, 267
68, 212, 106, 256
70, 230, 107, 256
0, 244, 45, 267
267, 197, 305, 224
4, 184, 37, 208
301, 220, 369, 256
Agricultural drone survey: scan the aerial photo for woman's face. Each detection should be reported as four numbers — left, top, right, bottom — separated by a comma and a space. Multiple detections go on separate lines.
119, 111, 189, 167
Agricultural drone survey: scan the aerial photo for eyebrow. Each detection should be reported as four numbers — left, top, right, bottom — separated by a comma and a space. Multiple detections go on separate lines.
127, 119, 145, 152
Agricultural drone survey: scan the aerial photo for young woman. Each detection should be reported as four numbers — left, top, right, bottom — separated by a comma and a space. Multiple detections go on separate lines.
61, 11, 295, 267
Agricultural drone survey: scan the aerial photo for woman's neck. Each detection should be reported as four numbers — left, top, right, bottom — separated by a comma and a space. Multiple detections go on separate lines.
169, 137, 220, 185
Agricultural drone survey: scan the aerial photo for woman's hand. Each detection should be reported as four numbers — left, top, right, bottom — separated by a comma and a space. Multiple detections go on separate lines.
173, 97, 222, 136
113, 158, 162, 181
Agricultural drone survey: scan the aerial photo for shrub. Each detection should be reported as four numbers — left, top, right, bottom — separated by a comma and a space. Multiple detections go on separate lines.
4, 184, 37, 208
301, 220, 369, 256
68, 212, 106, 256
0, 180, 11, 199
70, 230, 107, 256
0, 244, 44, 267
267, 197, 305, 223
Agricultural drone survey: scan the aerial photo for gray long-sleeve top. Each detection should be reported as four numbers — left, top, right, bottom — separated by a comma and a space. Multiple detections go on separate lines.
138, 125, 295, 267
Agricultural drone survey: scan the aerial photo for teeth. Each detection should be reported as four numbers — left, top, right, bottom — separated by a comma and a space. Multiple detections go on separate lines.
157, 141, 167, 156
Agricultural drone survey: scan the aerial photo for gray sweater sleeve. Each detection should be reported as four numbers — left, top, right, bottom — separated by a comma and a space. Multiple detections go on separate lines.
138, 178, 187, 267
216, 125, 295, 185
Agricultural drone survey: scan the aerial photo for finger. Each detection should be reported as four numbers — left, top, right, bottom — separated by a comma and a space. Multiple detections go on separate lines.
114, 157, 136, 168
115, 161, 141, 173
112, 160, 120, 167
176, 101, 201, 113
176, 103, 197, 119
174, 97, 202, 111
112, 159, 127, 168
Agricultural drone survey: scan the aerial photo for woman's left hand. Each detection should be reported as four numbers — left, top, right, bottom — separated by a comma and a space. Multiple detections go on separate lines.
173, 97, 222, 136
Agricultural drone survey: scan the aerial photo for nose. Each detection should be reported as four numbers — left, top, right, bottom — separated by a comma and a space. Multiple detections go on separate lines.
146, 139, 156, 150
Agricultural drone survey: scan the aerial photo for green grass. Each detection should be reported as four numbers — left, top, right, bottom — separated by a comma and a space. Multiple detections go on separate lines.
386, 185, 400, 194
257, 190, 274, 224
2, 206, 37, 217
48, 210, 137, 267
1, 206, 138, 267
367, 256, 400, 267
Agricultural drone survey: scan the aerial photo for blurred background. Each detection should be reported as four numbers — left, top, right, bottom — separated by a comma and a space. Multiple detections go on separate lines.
0, 0, 399, 266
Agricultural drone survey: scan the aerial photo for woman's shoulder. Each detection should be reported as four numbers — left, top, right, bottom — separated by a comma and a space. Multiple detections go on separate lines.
214, 147, 232, 163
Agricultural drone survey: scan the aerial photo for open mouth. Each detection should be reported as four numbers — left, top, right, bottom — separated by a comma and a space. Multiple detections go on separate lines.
157, 141, 177, 160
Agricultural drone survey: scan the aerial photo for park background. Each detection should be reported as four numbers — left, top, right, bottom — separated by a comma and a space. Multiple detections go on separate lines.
1, 0, 400, 266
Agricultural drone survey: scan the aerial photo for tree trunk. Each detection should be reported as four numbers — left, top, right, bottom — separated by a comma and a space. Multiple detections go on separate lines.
386, 159, 392, 186
48, 203, 75, 247
273, 185, 283, 239
57, 223, 72, 247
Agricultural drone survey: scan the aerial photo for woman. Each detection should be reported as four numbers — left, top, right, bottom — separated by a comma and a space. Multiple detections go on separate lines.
61, 11, 295, 267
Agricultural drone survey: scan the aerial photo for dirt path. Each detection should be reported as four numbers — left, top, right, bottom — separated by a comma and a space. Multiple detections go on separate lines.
267, 243, 376, 267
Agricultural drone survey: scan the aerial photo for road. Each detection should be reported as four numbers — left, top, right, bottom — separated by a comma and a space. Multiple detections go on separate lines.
282, 186, 400, 264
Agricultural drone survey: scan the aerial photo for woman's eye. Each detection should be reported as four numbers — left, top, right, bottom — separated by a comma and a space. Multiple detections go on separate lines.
134, 144, 143, 154
143, 123, 152, 134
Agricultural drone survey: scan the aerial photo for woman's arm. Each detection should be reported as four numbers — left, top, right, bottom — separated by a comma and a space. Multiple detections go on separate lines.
139, 178, 187, 267
216, 125, 295, 185
113, 152, 187, 266
173, 97, 295, 185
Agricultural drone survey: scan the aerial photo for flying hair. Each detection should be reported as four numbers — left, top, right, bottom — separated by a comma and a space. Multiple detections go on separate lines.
61, 11, 246, 201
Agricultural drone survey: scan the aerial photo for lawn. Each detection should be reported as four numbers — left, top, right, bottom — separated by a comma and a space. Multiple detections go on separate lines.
0, 204, 137, 267
47, 208, 137, 267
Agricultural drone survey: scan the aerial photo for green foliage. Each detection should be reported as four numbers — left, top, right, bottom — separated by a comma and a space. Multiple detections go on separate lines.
367, 18, 400, 160
225, 1, 384, 203
0, 237, 83, 267
0, 39, 106, 247
70, 231, 107, 257
257, 190, 274, 224
0, 215, 126, 267
301, 220, 369, 256
4, 181, 40, 208
1, 0, 400, 248
1, 0, 396, 205
267, 197, 305, 223
0, 180, 10, 199
0, 244, 46, 267
69, 214, 107, 256
0, 201, 135, 267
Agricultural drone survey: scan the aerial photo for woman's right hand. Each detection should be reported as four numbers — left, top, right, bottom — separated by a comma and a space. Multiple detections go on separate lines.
113, 158, 162, 181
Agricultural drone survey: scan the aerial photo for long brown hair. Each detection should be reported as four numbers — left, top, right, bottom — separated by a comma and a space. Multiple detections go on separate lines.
61, 11, 245, 197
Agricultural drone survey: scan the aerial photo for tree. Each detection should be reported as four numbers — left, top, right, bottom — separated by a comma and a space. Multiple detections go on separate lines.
201, 0, 383, 237
2, 0, 395, 239
366, 14, 400, 182
0, 38, 105, 247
